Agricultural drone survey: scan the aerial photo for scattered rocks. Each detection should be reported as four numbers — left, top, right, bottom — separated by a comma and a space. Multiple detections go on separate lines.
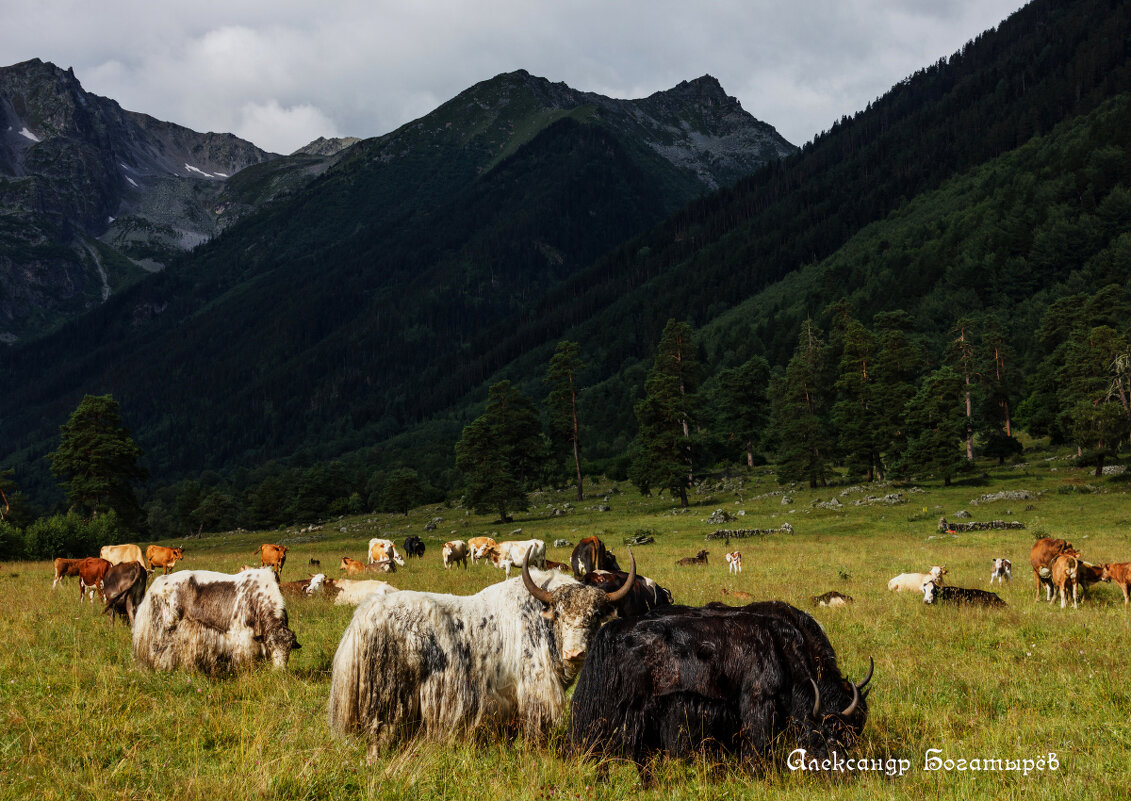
1102, 465, 1127, 476
970, 490, 1035, 505
953, 510, 972, 519
781, 496, 793, 505
938, 517, 1026, 532
811, 497, 842, 510
553, 539, 572, 548
707, 509, 735, 524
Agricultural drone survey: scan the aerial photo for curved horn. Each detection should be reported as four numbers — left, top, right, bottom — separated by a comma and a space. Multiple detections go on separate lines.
855, 657, 875, 692
604, 547, 636, 603
840, 680, 860, 717
810, 678, 821, 717
522, 547, 553, 604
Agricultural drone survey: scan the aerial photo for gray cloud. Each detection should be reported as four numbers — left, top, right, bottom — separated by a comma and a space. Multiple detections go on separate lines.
2, 0, 1026, 154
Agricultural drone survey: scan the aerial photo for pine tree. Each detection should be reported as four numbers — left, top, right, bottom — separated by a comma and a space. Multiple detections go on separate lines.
545, 341, 586, 501
455, 381, 545, 522
896, 367, 967, 486
871, 310, 925, 467
830, 316, 882, 481
380, 468, 423, 515
49, 394, 147, 530
947, 317, 979, 462
771, 320, 834, 488
714, 355, 771, 468
629, 320, 700, 507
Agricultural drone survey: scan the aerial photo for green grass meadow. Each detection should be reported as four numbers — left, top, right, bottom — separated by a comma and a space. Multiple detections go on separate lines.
2, 459, 1130, 800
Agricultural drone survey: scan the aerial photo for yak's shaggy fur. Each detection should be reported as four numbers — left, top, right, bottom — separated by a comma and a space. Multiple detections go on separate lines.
328, 568, 613, 752
132, 568, 299, 673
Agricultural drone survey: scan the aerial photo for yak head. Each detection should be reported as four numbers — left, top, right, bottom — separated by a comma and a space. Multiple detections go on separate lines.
523, 547, 635, 679
808, 657, 873, 751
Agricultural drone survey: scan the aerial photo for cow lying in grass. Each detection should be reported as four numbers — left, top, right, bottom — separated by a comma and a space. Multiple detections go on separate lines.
922, 581, 1005, 608
888, 566, 946, 593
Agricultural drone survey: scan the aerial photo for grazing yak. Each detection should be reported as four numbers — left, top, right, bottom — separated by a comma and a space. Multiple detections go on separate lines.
569, 600, 872, 784
580, 569, 672, 618
922, 581, 1006, 608
102, 562, 150, 626
145, 545, 184, 575
570, 536, 620, 577
1031, 538, 1080, 601
133, 568, 300, 673
328, 549, 636, 755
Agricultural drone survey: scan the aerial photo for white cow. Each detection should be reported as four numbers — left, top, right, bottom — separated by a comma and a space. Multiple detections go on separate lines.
725, 551, 743, 574
332, 579, 398, 606
484, 539, 547, 577
367, 538, 406, 567
888, 565, 947, 592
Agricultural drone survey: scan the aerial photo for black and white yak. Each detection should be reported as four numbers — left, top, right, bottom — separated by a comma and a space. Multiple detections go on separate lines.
328, 549, 635, 755
132, 568, 301, 673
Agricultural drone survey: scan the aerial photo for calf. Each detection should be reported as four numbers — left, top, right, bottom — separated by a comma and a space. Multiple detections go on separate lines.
812, 591, 853, 608
1049, 554, 1080, 609
1102, 562, 1131, 605
442, 540, 468, 569
922, 581, 1006, 608
339, 556, 367, 576
676, 550, 709, 567
280, 574, 332, 599
1076, 562, 1110, 600
887, 566, 946, 593
1031, 538, 1080, 601
990, 558, 1011, 585
725, 551, 743, 574
102, 562, 149, 626
721, 587, 754, 602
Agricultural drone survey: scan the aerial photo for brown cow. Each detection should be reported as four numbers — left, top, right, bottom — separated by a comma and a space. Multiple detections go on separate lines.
52, 558, 87, 590
467, 536, 498, 565
1030, 538, 1081, 601
256, 544, 289, 575
1050, 554, 1080, 609
339, 556, 367, 575
145, 545, 184, 575
77, 557, 113, 603
1102, 562, 1131, 605
676, 550, 710, 567
1076, 561, 1110, 601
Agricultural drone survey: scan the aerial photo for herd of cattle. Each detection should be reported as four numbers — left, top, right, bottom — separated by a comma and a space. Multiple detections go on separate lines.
44, 529, 1131, 783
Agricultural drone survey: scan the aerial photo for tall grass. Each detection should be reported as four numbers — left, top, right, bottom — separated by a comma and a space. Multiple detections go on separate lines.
1, 458, 1129, 799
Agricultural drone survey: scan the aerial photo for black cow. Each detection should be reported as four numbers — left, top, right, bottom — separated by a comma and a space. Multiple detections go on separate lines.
922, 581, 1006, 607
403, 536, 426, 559
569, 601, 872, 784
570, 536, 620, 578
580, 570, 673, 618
101, 561, 150, 626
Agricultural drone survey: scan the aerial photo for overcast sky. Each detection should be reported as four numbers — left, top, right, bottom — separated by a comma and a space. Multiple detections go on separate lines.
3, 0, 1029, 155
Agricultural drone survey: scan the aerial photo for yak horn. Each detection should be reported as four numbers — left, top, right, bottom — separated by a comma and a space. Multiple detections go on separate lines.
810, 679, 821, 717
605, 547, 636, 603
840, 680, 860, 717
856, 657, 875, 692
522, 547, 553, 604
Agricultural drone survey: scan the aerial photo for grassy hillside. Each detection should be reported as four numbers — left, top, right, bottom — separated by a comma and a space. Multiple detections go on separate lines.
2, 454, 1130, 799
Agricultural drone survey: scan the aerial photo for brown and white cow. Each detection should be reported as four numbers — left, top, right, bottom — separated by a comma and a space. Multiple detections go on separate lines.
482, 540, 547, 578
256, 544, 289, 576
74, 557, 112, 603
1102, 562, 1131, 605
467, 536, 497, 565
132, 568, 300, 672
367, 538, 405, 568
100, 543, 145, 566
1031, 538, 1081, 601
52, 558, 87, 591
725, 551, 743, 574
146, 545, 184, 575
